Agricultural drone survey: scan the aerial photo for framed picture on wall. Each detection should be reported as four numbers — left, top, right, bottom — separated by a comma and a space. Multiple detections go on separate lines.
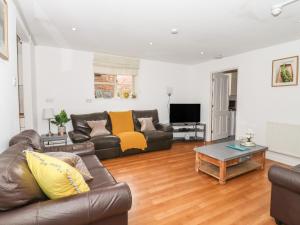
0, 0, 8, 60
272, 56, 298, 87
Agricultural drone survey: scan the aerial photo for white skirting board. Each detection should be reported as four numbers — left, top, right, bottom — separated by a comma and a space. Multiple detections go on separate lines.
266, 122, 300, 164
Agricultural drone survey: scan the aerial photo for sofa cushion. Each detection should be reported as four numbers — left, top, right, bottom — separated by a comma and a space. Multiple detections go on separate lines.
71, 112, 111, 135
25, 151, 90, 200
45, 152, 94, 181
87, 120, 111, 137
132, 110, 159, 131
138, 117, 156, 132
9, 129, 44, 150
143, 130, 173, 143
90, 135, 120, 150
0, 143, 46, 211
87, 167, 117, 189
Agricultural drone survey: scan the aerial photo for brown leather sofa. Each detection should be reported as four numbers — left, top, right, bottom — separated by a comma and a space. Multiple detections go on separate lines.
268, 165, 300, 225
0, 130, 132, 225
69, 109, 173, 160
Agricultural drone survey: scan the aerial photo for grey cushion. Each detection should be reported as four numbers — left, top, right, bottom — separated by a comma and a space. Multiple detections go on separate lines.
87, 120, 111, 137
45, 152, 94, 181
132, 109, 159, 131
138, 117, 156, 132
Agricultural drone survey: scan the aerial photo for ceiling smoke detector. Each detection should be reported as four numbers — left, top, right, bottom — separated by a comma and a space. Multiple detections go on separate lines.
271, 0, 300, 17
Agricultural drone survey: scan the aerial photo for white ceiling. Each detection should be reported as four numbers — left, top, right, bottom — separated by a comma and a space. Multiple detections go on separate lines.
15, 0, 300, 64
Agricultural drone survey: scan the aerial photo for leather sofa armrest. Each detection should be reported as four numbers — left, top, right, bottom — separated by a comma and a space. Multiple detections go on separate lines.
44, 142, 95, 157
155, 123, 173, 132
0, 183, 132, 225
69, 131, 90, 143
268, 165, 300, 194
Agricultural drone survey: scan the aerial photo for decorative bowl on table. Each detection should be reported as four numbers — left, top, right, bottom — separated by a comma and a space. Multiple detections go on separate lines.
240, 141, 256, 147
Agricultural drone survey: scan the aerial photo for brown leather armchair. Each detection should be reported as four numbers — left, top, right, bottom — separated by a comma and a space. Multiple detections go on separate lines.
268, 165, 300, 225
0, 130, 132, 225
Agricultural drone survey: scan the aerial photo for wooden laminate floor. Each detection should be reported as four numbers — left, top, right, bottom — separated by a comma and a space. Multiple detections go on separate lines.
103, 142, 278, 225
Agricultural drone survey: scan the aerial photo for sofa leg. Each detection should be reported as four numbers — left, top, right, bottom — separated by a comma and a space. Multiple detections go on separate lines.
275, 219, 283, 225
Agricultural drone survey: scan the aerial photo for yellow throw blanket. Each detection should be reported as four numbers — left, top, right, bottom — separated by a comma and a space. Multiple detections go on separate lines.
109, 111, 147, 152
116, 131, 147, 152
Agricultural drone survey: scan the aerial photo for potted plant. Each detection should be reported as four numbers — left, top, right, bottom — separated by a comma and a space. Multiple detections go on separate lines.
51, 110, 71, 136
122, 89, 130, 99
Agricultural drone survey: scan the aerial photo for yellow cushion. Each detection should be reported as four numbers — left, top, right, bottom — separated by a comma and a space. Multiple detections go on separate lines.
109, 111, 134, 135
25, 151, 90, 200
116, 131, 147, 152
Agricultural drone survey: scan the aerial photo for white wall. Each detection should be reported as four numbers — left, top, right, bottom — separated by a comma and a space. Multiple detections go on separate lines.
0, 2, 21, 151
34, 46, 191, 134
189, 38, 300, 165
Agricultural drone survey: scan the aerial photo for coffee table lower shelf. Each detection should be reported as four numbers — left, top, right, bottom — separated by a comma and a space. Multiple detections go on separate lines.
199, 160, 261, 182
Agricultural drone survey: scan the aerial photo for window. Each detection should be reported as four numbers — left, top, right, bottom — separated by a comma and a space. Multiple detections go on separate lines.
93, 53, 139, 99
94, 74, 135, 99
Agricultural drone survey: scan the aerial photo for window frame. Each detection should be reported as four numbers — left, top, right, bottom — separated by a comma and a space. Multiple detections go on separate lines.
94, 73, 136, 99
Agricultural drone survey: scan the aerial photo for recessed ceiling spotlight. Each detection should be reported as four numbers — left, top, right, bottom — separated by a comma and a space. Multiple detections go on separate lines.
149, 42, 153, 45
72, 27, 77, 31
171, 28, 178, 35
200, 51, 205, 55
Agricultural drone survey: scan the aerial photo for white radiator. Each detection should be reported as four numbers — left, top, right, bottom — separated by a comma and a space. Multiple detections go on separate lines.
266, 122, 300, 158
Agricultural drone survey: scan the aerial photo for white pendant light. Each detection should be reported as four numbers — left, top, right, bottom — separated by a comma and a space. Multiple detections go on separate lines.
271, 0, 300, 17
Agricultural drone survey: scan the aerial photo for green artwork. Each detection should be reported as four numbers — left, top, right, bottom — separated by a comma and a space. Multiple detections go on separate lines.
280, 64, 293, 82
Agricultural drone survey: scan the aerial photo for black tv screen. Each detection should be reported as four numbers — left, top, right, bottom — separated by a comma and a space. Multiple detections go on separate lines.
170, 104, 201, 123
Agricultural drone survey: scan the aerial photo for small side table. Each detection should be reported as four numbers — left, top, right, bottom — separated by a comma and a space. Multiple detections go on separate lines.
41, 134, 68, 146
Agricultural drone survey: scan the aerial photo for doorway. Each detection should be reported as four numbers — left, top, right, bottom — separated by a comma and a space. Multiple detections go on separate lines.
211, 69, 238, 141
17, 36, 25, 131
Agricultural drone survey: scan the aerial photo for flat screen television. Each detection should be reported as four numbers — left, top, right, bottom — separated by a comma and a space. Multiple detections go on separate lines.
169, 104, 201, 123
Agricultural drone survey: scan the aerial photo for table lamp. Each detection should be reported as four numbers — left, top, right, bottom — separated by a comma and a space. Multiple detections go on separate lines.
43, 108, 54, 136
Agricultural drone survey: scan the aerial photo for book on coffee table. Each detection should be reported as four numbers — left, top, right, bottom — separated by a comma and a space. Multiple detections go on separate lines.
226, 144, 249, 151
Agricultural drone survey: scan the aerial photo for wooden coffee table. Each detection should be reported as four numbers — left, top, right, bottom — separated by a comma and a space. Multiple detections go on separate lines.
194, 141, 267, 184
